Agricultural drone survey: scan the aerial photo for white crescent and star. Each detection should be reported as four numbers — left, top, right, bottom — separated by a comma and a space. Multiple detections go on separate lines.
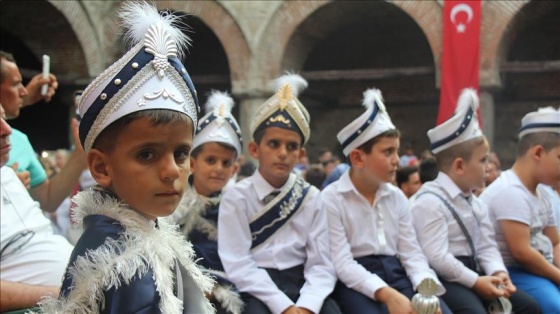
450, 3, 474, 33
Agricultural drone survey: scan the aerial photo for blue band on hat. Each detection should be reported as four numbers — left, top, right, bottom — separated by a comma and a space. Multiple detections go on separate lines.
518, 122, 560, 134
168, 57, 199, 112
340, 102, 379, 151
79, 50, 154, 147
430, 106, 474, 152
197, 114, 244, 150
254, 110, 304, 142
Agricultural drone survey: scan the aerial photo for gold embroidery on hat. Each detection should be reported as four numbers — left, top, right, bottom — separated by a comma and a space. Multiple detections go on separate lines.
269, 114, 291, 126
276, 84, 293, 111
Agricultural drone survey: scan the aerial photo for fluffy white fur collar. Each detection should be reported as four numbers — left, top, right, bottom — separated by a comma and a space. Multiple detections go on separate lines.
38, 189, 215, 313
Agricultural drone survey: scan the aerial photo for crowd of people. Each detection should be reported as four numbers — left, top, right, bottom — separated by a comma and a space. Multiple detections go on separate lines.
1, 2, 559, 314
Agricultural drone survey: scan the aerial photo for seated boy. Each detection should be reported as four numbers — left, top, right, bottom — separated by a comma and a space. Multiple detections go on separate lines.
322, 88, 450, 314
218, 74, 340, 314
38, 3, 214, 313
172, 91, 244, 314
480, 107, 560, 313
410, 89, 539, 314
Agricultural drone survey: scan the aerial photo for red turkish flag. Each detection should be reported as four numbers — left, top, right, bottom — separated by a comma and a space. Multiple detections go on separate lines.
437, 0, 481, 125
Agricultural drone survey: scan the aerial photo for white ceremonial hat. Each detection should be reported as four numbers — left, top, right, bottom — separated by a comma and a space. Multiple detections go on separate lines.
78, 2, 199, 152
337, 88, 396, 156
428, 88, 483, 154
192, 90, 243, 157
518, 107, 560, 138
250, 73, 311, 144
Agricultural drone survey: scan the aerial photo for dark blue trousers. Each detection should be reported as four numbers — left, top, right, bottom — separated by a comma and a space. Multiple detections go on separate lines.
241, 265, 342, 314
441, 256, 541, 314
332, 255, 452, 314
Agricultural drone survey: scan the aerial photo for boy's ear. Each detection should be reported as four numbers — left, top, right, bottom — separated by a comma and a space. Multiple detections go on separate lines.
299, 147, 307, 160
348, 149, 363, 168
87, 149, 112, 188
530, 145, 545, 162
189, 156, 196, 174
451, 157, 465, 175
248, 141, 259, 159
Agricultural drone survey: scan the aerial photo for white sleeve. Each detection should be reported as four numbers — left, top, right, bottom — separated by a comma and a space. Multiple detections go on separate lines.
218, 189, 293, 314
410, 194, 478, 288
488, 188, 532, 225
396, 194, 446, 294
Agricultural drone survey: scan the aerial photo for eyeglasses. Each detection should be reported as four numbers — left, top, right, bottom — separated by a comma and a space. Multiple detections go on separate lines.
1, 230, 36, 261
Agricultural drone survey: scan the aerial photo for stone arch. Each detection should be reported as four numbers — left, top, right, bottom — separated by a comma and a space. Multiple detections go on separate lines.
256, 0, 442, 84
48, 0, 105, 76
103, 0, 250, 92
479, 1, 528, 87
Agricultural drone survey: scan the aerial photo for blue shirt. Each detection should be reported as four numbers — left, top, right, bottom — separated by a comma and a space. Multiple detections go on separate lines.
7, 128, 47, 187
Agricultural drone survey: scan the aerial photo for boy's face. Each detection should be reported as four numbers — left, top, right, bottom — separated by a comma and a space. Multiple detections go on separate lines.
91, 118, 192, 220
249, 127, 304, 188
359, 136, 400, 184
402, 171, 422, 198
462, 140, 489, 191
190, 142, 238, 196
537, 145, 560, 186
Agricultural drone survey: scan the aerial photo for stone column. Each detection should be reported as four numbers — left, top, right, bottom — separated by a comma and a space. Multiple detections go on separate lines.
479, 91, 495, 149
237, 95, 269, 154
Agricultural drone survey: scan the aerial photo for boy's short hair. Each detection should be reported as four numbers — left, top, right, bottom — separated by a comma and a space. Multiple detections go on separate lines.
396, 166, 418, 188
306, 164, 326, 189
191, 141, 238, 159
517, 132, 560, 157
0, 50, 16, 83
434, 136, 486, 172
418, 157, 438, 183
356, 129, 401, 154
93, 109, 193, 153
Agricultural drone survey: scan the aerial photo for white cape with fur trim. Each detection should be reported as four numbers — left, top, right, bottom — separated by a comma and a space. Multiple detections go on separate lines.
38, 189, 215, 314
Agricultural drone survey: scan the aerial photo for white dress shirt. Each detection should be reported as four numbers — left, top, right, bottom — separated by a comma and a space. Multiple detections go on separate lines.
321, 171, 443, 300
218, 171, 336, 314
480, 170, 557, 266
410, 172, 507, 288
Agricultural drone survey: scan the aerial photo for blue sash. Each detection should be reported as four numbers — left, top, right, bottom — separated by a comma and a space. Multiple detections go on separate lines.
249, 175, 311, 250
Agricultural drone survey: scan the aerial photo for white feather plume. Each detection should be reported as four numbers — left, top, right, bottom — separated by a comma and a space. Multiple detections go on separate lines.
119, 1, 191, 58
455, 88, 479, 114
274, 72, 308, 97
362, 88, 385, 112
204, 90, 234, 117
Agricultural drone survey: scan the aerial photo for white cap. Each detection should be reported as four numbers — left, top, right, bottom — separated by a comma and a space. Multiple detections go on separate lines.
428, 88, 483, 154
518, 107, 560, 138
192, 91, 242, 157
78, 2, 199, 152
337, 88, 396, 156
250, 73, 311, 144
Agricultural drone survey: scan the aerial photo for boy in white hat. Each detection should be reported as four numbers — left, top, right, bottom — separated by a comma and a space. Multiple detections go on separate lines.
410, 89, 539, 313
480, 107, 560, 313
322, 88, 450, 314
217, 74, 340, 314
38, 3, 214, 313
172, 91, 244, 314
